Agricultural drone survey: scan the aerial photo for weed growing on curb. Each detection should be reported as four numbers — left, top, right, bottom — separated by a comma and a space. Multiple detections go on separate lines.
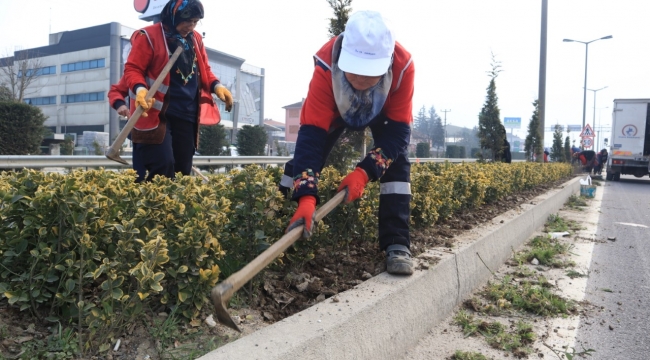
483, 276, 574, 316
564, 195, 588, 209
452, 350, 492, 360
566, 270, 588, 279
543, 343, 596, 360
515, 235, 573, 268
545, 214, 582, 232
454, 311, 534, 357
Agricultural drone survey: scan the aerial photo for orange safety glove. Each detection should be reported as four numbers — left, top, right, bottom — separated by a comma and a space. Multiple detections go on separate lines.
135, 88, 155, 117
337, 167, 369, 204
286, 195, 317, 238
214, 84, 234, 112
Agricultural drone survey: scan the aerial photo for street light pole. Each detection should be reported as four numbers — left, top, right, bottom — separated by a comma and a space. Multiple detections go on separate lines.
588, 86, 607, 150
441, 109, 451, 157
563, 35, 612, 149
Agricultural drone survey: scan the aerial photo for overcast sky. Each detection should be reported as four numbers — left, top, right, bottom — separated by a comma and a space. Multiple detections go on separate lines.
2, 0, 650, 148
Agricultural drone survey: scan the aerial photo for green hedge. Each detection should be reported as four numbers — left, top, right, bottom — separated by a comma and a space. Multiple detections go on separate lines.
0, 162, 572, 349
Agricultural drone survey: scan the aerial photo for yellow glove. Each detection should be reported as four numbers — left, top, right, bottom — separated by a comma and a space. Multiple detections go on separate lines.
214, 84, 233, 112
135, 88, 155, 117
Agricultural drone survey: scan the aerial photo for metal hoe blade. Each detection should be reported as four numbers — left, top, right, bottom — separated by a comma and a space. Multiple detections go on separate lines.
210, 282, 241, 332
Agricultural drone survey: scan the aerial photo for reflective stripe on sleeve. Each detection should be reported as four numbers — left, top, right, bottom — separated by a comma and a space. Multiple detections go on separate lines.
380, 181, 411, 195
280, 174, 294, 188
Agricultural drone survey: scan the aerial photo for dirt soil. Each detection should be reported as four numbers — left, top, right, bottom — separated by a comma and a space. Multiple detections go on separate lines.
0, 179, 571, 360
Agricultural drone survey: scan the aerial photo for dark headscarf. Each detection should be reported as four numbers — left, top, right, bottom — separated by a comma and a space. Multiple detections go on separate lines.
160, 0, 205, 81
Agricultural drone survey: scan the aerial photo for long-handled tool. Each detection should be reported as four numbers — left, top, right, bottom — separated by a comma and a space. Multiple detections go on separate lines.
211, 191, 346, 332
192, 166, 209, 183
106, 46, 183, 165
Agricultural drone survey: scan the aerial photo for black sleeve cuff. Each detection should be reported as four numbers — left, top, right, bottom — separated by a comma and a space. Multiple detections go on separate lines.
113, 100, 126, 110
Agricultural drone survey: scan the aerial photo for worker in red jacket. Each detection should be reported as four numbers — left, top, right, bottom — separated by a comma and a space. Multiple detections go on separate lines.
279, 11, 416, 275
107, 78, 146, 181
122, 0, 232, 182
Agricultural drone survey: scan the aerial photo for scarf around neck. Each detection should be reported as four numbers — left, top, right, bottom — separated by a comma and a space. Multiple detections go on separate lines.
331, 35, 392, 130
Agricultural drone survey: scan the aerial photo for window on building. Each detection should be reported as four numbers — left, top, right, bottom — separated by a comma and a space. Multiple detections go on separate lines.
61, 59, 105, 73
18, 66, 56, 77
288, 109, 300, 117
61, 92, 105, 104
24, 96, 57, 105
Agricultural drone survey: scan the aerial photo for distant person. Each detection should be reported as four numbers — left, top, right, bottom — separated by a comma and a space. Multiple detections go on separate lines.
123, 0, 232, 182
575, 150, 598, 174
595, 148, 608, 174
543, 149, 549, 163
278, 11, 416, 275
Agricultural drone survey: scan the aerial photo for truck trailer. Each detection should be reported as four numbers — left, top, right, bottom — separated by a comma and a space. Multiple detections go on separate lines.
606, 98, 650, 181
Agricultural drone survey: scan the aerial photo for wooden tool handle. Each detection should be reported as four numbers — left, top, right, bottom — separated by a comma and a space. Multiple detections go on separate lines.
220, 191, 346, 298
106, 46, 183, 162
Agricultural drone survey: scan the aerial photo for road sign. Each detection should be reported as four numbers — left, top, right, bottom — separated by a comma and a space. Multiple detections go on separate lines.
579, 124, 595, 137
581, 137, 594, 148
503, 117, 521, 129
567, 125, 582, 132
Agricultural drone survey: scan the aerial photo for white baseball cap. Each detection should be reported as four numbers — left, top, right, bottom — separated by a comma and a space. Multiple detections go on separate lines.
338, 11, 395, 77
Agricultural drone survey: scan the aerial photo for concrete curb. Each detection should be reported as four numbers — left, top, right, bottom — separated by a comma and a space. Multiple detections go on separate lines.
199, 177, 582, 360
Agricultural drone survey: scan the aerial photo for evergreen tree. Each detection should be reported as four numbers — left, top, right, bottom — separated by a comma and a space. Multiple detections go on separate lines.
430, 106, 445, 152
0, 85, 12, 101
550, 125, 565, 162
327, 0, 352, 38
0, 101, 47, 155
564, 136, 571, 163
323, 0, 366, 173
524, 100, 543, 161
413, 105, 428, 137
199, 124, 228, 156
236, 125, 267, 156
478, 54, 505, 161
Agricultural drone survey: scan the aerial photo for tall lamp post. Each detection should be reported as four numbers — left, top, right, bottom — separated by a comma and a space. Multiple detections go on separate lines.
563, 35, 612, 148
587, 86, 607, 150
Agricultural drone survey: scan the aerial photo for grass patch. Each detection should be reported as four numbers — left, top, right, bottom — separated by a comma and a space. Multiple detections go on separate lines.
545, 214, 581, 232
515, 235, 573, 268
483, 276, 575, 316
452, 350, 492, 360
18, 325, 80, 360
565, 195, 588, 209
454, 311, 534, 357
566, 270, 588, 279
145, 307, 223, 360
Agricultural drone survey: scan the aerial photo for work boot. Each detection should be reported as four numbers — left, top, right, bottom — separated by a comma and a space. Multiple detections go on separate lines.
386, 244, 413, 275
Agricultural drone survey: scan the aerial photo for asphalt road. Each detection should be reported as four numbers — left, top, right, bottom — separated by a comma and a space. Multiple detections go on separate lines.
575, 175, 650, 359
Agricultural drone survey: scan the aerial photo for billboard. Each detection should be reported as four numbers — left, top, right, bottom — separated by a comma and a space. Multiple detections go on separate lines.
134, 0, 167, 21
567, 125, 582, 132
503, 117, 521, 129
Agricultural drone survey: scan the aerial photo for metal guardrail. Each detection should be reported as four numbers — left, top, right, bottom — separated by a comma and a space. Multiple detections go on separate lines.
0, 156, 478, 169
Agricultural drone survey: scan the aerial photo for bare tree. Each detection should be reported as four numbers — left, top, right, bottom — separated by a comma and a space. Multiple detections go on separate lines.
0, 50, 45, 102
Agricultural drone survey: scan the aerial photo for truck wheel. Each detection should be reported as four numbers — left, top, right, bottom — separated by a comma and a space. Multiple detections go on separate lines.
606, 172, 614, 181
614, 172, 621, 181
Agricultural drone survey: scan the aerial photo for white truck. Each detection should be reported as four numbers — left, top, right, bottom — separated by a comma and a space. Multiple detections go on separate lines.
606, 98, 650, 181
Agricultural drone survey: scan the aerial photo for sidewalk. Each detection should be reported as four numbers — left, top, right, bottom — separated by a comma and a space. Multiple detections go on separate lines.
199, 177, 582, 360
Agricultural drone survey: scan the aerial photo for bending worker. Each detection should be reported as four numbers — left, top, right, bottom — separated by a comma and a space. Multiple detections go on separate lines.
123, 0, 233, 181
279, 11, 416, 275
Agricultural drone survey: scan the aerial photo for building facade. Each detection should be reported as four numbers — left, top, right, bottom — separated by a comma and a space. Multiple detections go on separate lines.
283, 99, 303, 143
0, 22, 264, 149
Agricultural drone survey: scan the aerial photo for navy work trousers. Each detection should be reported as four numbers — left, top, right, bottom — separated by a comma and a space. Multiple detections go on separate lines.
133, 115, 196, 182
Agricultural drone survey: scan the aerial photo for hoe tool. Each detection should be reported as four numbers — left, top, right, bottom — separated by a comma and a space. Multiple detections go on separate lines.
106, 46, 183, 165
192, 166, 209, 183
211, 191, 346, 332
